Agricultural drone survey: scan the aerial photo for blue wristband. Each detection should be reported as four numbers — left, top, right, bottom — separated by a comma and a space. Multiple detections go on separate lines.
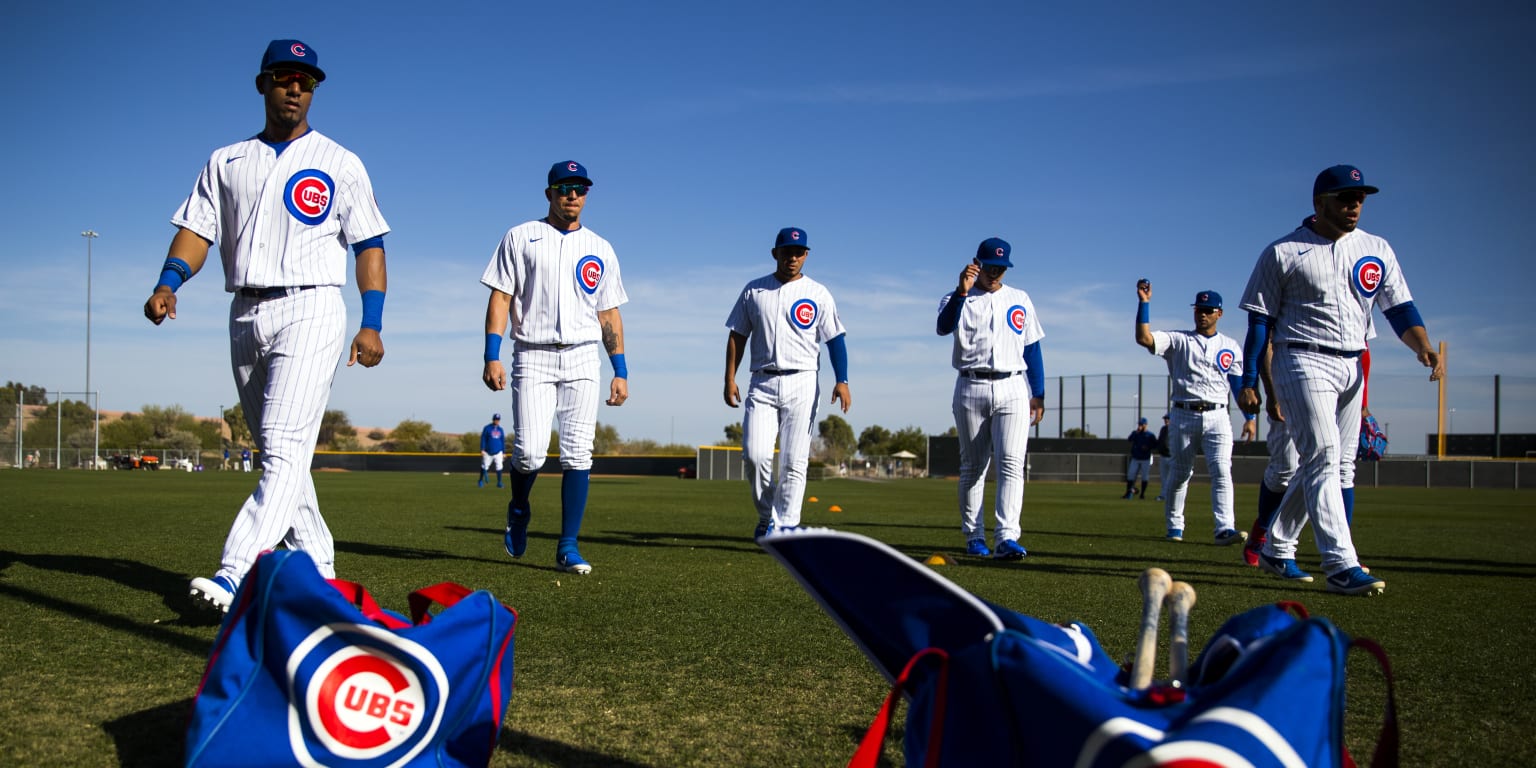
484, 333, 503, 362
610, 353, 628, 379
1136, 301, 1150, 324
360, 290, 385, 331
1244, 412, 1257, 421
157, 257, 192, 293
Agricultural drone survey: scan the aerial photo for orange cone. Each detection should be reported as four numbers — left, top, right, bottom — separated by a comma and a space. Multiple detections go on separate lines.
828, 505, 843, 512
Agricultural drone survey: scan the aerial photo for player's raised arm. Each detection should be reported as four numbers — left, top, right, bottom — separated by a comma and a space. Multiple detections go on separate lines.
347, 244, 386, 368
600, 307, 628, 406
482, 290, 511, 392
143, 228, 213, 325
1134, 279, 1155, 351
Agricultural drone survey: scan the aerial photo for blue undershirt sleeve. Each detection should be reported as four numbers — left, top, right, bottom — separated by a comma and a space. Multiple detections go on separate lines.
1023, 342, 1045, 399
1241, 313, 1272, 390
827, 334, 849, 382
1384, 301, 1425, 337
352, 236, 384, 257
936, 293, 963, 335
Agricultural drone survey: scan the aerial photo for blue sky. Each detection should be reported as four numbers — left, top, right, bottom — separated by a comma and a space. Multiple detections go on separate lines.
3, 1, 1532, 448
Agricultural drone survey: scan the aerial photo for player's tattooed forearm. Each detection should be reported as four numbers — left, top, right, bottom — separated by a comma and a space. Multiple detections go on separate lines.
602, 322, 618, 354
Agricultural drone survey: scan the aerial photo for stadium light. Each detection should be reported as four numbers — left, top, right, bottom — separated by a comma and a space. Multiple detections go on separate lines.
81, 230, 98, 400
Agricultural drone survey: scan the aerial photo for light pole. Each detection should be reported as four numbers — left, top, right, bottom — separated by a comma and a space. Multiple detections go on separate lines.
81, 230, 98, 400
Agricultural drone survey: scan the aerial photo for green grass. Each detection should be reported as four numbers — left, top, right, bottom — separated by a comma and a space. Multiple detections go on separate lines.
1, 471, 1533, 766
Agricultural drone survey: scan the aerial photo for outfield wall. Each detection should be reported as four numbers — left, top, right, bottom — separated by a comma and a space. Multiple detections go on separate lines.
310, 451, 696, 477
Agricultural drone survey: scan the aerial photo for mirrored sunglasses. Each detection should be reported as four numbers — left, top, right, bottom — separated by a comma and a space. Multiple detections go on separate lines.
265, 69, 318, 91
549, 183, 590, 197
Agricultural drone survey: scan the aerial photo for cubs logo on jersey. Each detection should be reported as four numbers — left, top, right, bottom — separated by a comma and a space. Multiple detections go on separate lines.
284, 169, 335, 226
576, 255, 604, 295
287, 623, 448, 766
1351, 256, 1385, 298
1007, 305, 1028, 335
1216, 349, 1236, 373
790, 298, 818, 330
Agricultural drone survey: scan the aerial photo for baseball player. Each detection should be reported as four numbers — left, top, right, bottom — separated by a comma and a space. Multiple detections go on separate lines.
1134, 282, 1255, 544
1123, 417, 1158, 499
724, 227, 851, 537
480, 160, 629, 576
1238, 164, 1444, 596
241, 447, 252, 473
1154, 414, 1171, 500
937, 238, 1045, 560
145, 40, 391, 612
479, 413, 506, 488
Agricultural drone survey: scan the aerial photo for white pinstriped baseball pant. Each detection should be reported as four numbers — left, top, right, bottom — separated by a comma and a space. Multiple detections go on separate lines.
217, 287, 345, 585
742, 370, 820, 528
510, 342, 599, 473
1163, 406, 1236, 535
953, 373, 1031, 545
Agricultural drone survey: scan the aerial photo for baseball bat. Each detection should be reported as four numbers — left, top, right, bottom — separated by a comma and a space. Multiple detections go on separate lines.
1130, 567, 1172, 690
1165, 581, 1197, 685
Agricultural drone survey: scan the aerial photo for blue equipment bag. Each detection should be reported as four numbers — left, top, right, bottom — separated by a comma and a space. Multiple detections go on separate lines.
1360, 413, 1389, 460
185, 549, 518, 767
759, 528, 1397, 768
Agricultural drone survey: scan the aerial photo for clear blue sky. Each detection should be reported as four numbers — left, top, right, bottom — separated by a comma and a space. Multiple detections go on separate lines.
3, 1, 1531, 448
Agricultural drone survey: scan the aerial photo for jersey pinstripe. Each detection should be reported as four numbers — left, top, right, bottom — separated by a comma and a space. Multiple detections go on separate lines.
1151, 330, 1244, 402
480, 220, 628, 345
1238, 225, 1412, 349
939, 285, 1045, 371
726, 274, 846, 371
173, 130, 390, 291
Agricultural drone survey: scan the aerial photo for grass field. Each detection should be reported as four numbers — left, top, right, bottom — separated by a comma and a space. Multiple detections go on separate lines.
1, 470, 1532, 767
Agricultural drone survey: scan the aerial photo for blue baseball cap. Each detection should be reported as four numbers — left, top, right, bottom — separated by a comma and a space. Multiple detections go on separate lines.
492, 413, 501, 420
1313, 164, 1378, 197
976, 237, 1013, 268
1138, 417, 1149, 425
549, 161, 592, 186
260, 40, 326, 82
1162, 413, 1170, 420
1193, 290, 1223, 309
775, 227, 809, 250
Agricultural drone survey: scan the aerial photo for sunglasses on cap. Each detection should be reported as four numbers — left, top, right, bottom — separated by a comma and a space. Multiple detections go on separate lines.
265, 69, 318, 91
548, 183, 590, 197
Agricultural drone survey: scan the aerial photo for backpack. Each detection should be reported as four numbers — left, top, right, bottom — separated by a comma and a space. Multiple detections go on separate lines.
1360, 413, 1388, 460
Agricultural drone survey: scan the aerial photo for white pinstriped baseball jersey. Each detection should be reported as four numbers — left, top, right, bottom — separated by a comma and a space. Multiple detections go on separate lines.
726, 274, 846, 371
1238, 225, 1413, 349
1151, 330, 1245, 402
172, 130, 390, 291
939, 285, 1045, 371
480, 220, 628, 344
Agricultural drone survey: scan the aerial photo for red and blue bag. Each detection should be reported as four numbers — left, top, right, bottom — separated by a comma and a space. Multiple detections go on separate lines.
760, 528, 1397, 768
1360, 413, 1389, 460
185, 549, 518, 767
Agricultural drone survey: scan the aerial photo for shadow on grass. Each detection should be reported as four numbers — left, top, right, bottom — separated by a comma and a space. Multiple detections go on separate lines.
104, 698, 189, 767
445, 525, 764, 556
0, 550, 224, 642
497, 727, 656, 768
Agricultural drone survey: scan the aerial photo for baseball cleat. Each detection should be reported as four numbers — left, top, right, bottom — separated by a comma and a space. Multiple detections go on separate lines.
1165, 528, 1183, 542
1257, 553, 1314, 583
505, 510, 530, 559
993, 539, 1027, 560
556, 550, 592, 575
1122, 491, 1135, 500
1242, 541, 1262, 567
1155, 495, 1165, 501
1326, 567, 1384, 596
1213, 529, 1248, 547
965, 539, 992, 557
753, 520, 775, 539
189, 575, 237, 613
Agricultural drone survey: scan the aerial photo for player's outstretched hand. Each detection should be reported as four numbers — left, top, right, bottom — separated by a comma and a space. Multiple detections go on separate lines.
1422, 349, 1445, 381
347, 329, 384, 368
830, 382, 851, 413
1237, 387, 1261, 415
1241, 418, 1257, 443
483, 361, 507, 392
724, 380, 740, 408
1137, 279, 1151, 302
607, 376, 628, 406
1028, 396, 1044, 426
143, 288, 178, 325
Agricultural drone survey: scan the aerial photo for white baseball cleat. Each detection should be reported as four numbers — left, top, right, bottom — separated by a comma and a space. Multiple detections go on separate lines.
189, 575, 237, 613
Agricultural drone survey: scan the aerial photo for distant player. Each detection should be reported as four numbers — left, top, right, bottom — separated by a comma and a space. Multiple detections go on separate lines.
1123, 417, 1158, 499
1154, 414, 1171, 501
937, 238, 1045, 560
1238, 164, 1444, 596
145, 40, 392, 612
1134, 282, 1254, 544
724, 227, 851, 537
479, 413, 506, 488
480, 161, 629, 575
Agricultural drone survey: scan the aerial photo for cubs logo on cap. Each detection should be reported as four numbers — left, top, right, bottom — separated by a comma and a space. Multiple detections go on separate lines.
284, 169, 335, 225
1313, 164, 1379, 197
1007, 304, 1028, 335
775, 227, 809, 250
1192, 291, 1223, 310
790, 299, 818, 330
1217, 349, 1236, 373
548, 160, 593, 186
1352, 256, 1385, 297
260, 39, 326, 81
576, 255, 604, 295
287, 623, 448, 765
976, 237, 1013, 268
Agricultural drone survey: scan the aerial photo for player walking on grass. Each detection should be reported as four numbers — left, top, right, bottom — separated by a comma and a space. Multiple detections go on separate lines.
1123, 417, 1158, 499
938, 238, 1045, 560
1134, 283, 1254, 545
145, 40, 392, 611
724, 227, 851, 538
480, 161, 629, 576
479, 413, 505, 488
1238, 165, 1444, 596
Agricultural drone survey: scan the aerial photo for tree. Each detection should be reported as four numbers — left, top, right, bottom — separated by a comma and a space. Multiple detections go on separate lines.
386, 419, 435, 452
319, 410, 356, 449
817, 414, 856, 464
1064, 427, 1097, 439
719, 422, 743, 447
888, 426, 929, 467
858, 425, 893, 457
23, 399, 96, 449
1, 382, 49, 431
458, 432, 480, 454
593, 422, 621, 455
223, 405, 252, 447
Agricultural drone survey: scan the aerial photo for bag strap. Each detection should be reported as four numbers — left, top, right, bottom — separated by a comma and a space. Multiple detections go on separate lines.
1276, 600, 1310, 619
848, 647, 949, 768
408, 582, 477, 625
1345, 637, 1400, 768
327, 579, 413, 630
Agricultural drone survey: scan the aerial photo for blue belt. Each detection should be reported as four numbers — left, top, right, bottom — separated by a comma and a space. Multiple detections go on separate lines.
959, 370, 1020, 380
238, 285, 316, 300
1286, 342, 1363, 358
